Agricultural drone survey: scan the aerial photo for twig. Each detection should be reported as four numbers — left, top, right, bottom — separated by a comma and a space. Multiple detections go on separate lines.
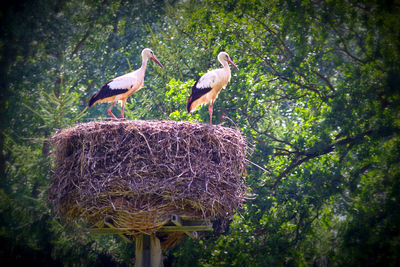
245, 158, 271, 174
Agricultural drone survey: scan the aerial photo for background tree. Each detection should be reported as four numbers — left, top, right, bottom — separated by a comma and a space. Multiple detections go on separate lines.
1, 0, 399, 266
156, 0, 400, 266
1, 0, 170, 264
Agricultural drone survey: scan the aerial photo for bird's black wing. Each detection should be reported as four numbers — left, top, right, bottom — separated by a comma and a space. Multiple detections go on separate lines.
186, 73, 217, 112
88, 81, 129, 107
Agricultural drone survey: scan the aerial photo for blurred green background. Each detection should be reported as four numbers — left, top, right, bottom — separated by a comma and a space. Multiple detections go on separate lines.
1, 0, 399, 266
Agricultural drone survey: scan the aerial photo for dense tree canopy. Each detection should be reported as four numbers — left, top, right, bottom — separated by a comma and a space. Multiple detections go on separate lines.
1, 0, 399, 266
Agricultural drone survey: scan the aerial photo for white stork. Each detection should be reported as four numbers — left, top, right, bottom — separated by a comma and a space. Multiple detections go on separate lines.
186, 52, 238, 124
88, 48, 163, 119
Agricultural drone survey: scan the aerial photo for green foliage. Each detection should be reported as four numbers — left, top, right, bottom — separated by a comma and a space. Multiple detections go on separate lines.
165, 78, 200, 121
159, 0, 400, 266
23, 76, 87, 130
1, 0, 400, 265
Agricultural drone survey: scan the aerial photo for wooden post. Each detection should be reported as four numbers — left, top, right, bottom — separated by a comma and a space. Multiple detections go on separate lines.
135, 234, 163, 267
171, 214, 198, 239
88, 215, 213, 266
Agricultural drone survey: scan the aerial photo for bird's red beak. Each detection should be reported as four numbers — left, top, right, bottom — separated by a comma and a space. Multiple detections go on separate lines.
151, 56, 164, 69
227, 59, 239, 70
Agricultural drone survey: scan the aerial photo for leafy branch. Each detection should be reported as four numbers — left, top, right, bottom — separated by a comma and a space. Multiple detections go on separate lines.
267, 130, 375, 188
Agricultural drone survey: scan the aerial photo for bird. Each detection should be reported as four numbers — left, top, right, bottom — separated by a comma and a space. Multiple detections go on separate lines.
186, 51, 238, 124
88, 48, 163, 119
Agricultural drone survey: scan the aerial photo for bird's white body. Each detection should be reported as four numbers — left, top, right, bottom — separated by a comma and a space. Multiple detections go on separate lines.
187, 52, 238, 124
94, 68, 145, 104
189, 66, 232, 111
88, 48, 163, 119
108, 71, 144, 92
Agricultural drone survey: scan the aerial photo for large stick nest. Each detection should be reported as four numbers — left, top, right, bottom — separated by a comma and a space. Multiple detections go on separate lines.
48, 120, 247, 240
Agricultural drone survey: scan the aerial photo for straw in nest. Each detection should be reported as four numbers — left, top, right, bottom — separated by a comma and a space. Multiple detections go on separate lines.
48, 120, 247, 245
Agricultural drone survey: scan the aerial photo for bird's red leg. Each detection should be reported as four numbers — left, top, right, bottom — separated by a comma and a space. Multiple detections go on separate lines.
120, 100, 126, 119
107, 101, 118, 119
208, 102, 213, 125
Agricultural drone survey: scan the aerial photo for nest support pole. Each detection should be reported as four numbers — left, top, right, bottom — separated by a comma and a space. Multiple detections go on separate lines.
89, 214, 213, 266
135, 234, 162, 267
134, 214, 214, 267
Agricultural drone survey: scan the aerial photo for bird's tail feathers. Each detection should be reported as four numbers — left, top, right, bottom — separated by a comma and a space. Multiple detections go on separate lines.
88, 93, 99, 107
186, 96, 194, 113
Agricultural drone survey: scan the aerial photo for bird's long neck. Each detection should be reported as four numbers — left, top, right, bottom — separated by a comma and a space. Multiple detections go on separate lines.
220, 60, 230, 71
222, 61, 231, 75
139, 57, 149, 74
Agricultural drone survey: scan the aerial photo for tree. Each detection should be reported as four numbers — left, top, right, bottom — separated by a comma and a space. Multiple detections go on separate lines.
153, 0, 400, 265
1, 0, 169, 264
1, 0, 399, 265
